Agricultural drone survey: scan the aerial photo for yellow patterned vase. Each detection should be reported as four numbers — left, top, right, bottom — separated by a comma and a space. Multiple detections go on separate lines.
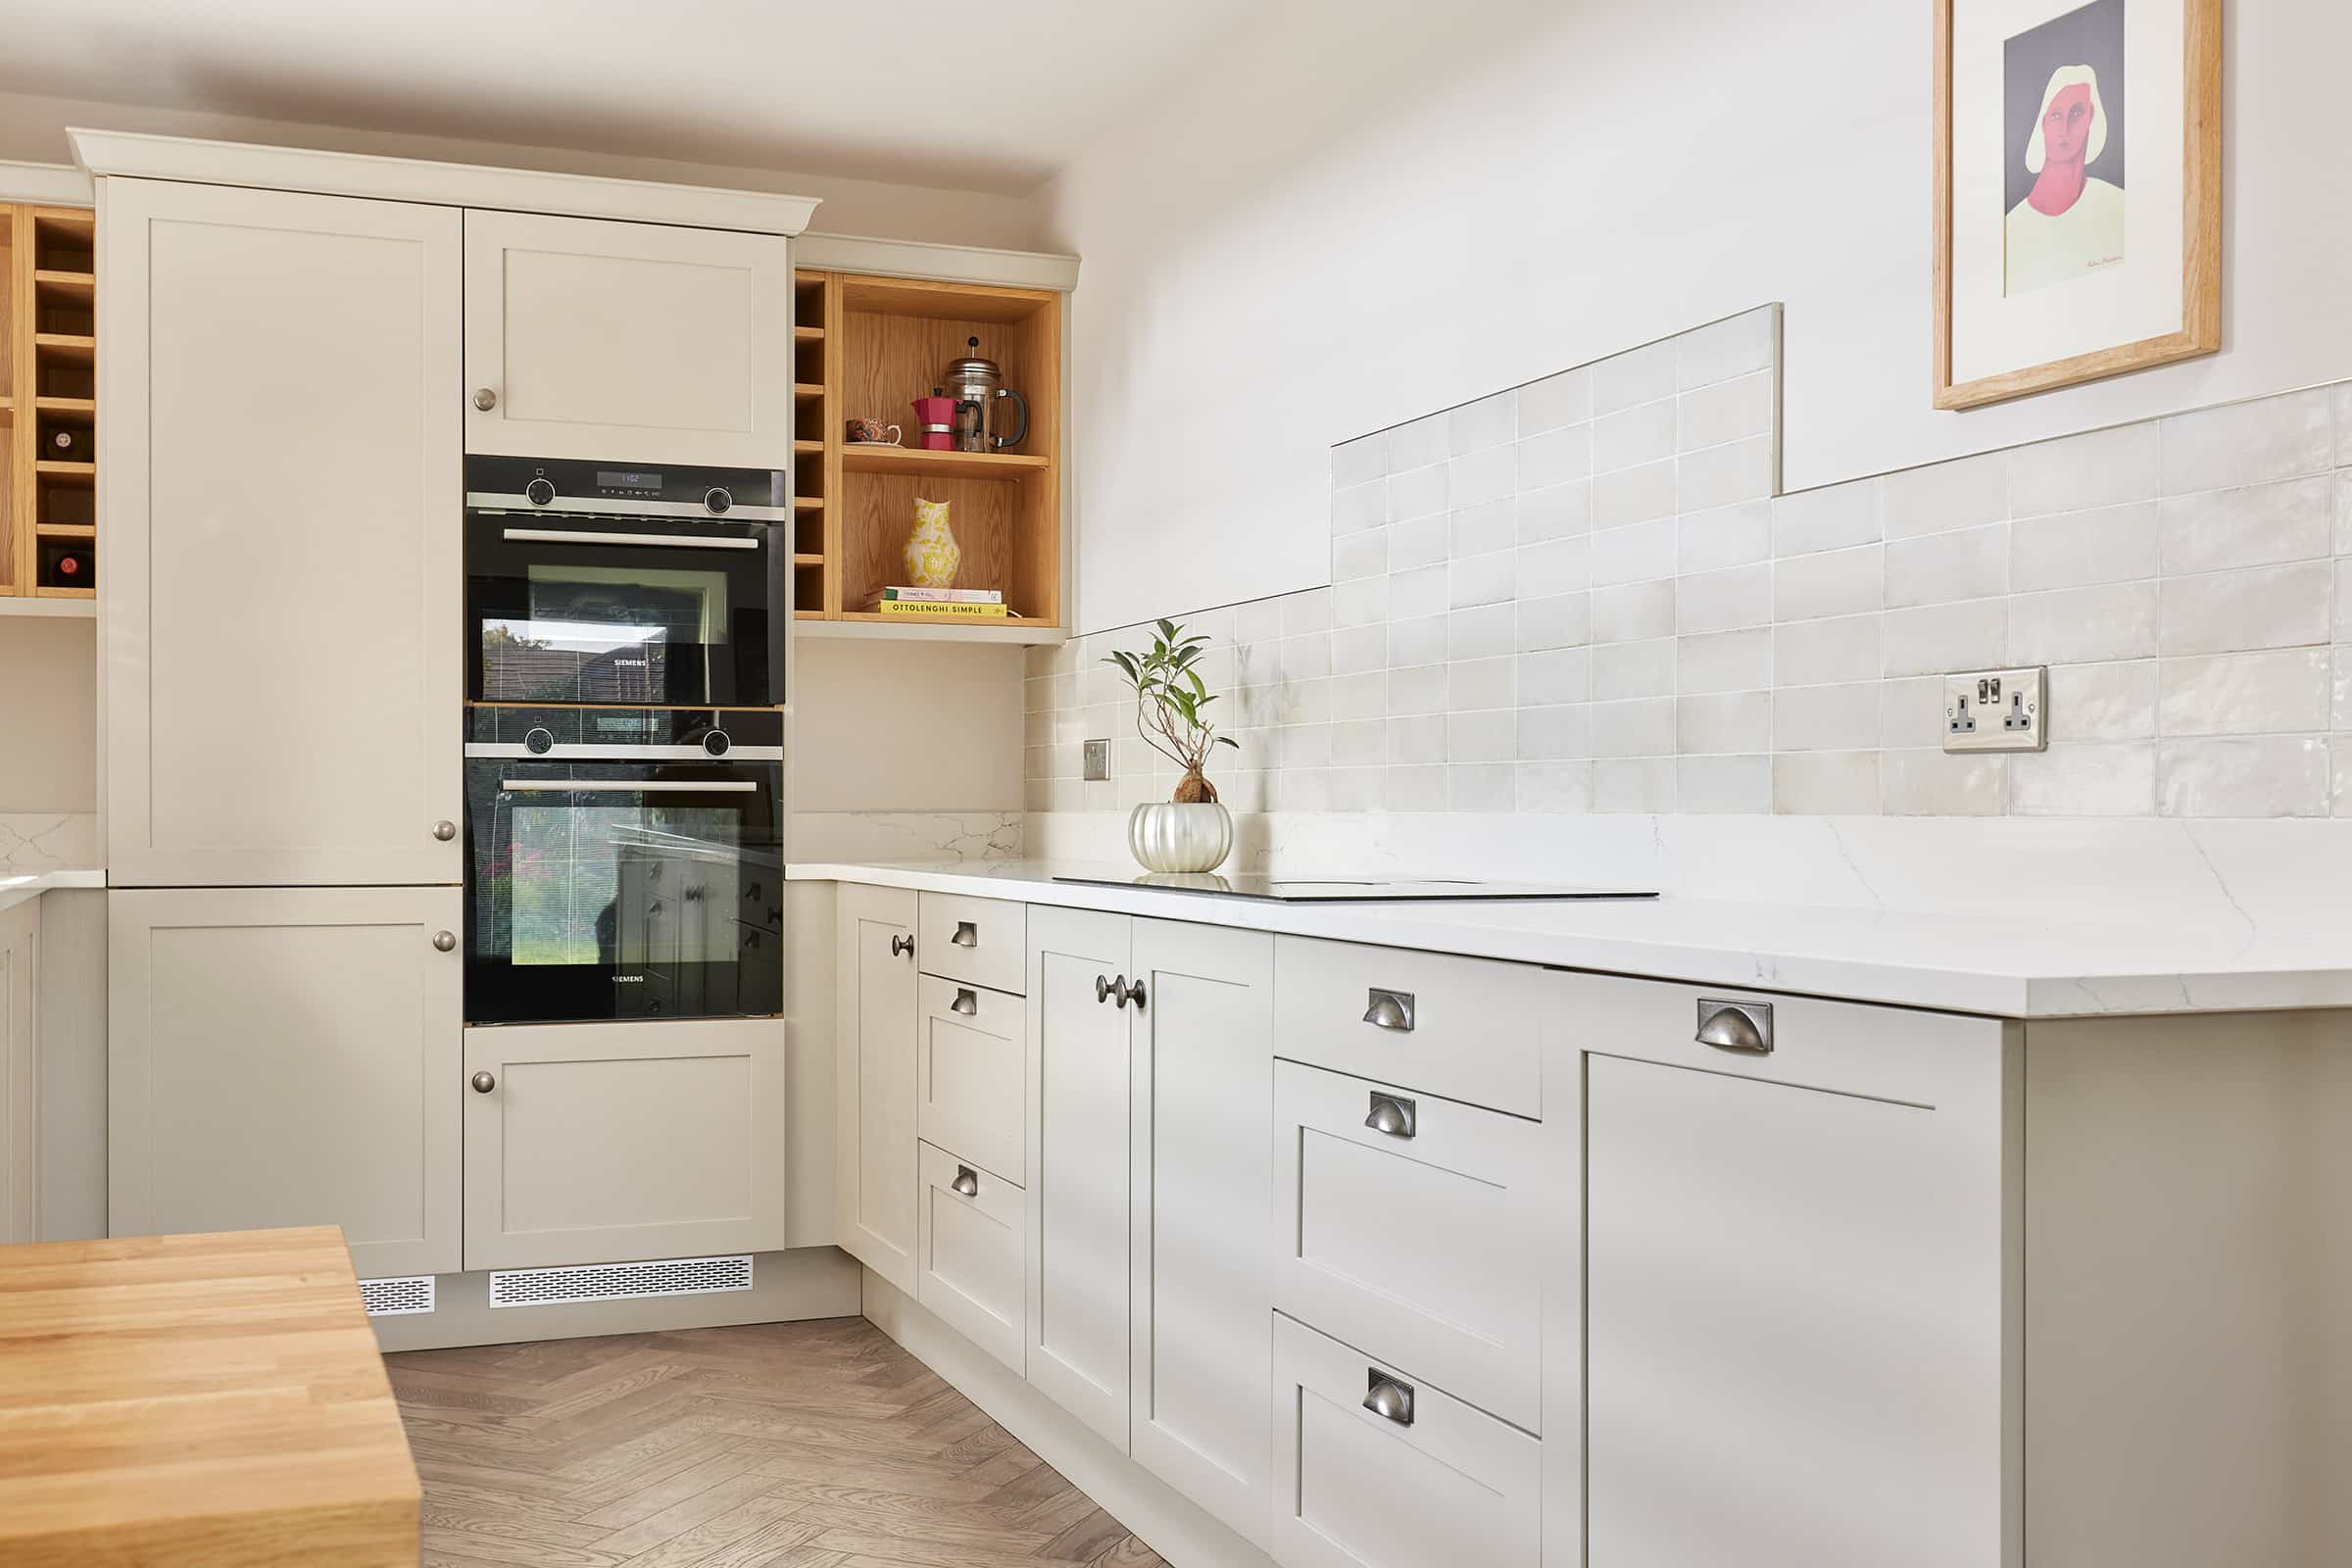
904, 497, 960, 587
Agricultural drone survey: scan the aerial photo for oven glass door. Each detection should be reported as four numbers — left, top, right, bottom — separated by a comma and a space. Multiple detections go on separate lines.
466, 759, 784, 1024
466, 513, 783, 708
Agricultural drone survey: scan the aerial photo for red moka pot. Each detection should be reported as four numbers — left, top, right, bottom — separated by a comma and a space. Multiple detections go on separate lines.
911, 395, 958, 452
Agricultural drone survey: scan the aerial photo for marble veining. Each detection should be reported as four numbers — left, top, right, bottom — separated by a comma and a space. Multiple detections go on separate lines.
0, 813, 98, 873
791, 811, 1022, 864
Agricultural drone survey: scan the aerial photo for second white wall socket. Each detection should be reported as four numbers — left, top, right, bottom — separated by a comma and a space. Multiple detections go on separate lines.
1943, 666, 2046, 753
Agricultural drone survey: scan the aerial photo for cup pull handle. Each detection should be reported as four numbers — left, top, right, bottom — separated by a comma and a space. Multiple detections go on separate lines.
951, 920, 979, 948
1362, 988, 1415, 1032
951, 987, 979, 1016
1364, 1092, 1417, 1139
951, 1165, 980, 1198
1695, 999, 1774, 1054
1363, 1371, 1415, 1427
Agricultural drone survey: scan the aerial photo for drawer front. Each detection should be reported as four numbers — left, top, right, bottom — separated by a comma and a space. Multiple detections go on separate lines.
918, 893, 1026, 995
1270, 1313, 1540, 1568
1273, 1061, 1543, 1433
1557, 971, 2006, 1108
916, 977, 1024, 1185
1272, 936, 1544, 1117
916, 1141, 1026, 1374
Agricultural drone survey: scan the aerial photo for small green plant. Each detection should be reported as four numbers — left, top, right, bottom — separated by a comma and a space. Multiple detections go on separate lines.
1103, 619, 1239, 804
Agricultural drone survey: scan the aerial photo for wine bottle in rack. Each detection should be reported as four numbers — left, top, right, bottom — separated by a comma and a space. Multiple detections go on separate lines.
48, 426, 94, 464
38, 541, 92, 589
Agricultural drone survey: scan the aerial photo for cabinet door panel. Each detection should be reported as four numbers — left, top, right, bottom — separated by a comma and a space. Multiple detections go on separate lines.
1130, 917, 1274, 1533
916, 1141, 1025, 1374
1024, 905, 1132, 1449
108, 887, 463, 1277
463, 1017, 782, 1271
0, 902, 34, 1244
834, 884, 919, 1293
464, 210, 793, 467
103, 178, 463, 887
916, 976, 1023, 1185
1568, 976, 2015, 1568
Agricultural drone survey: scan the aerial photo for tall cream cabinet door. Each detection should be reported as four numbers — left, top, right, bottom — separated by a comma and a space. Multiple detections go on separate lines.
103, 178, 463, 888
835, 884, 920, 1293
464, 210, 794, 467
1024, 905, 1133, 1450
462, 1018, 785, 1272
0, 901, 34, 1243
1552, 976, 2019, 1568
108, 886, 463, 1278
1127, 917, 1276, 1542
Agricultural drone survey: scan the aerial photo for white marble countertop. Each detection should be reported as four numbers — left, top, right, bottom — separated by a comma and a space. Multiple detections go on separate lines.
787, 858, 2352, 1018
0, 868, 105, 918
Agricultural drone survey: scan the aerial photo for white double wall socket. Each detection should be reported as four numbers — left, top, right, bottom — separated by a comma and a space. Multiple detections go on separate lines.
1943, 666, 2047, 753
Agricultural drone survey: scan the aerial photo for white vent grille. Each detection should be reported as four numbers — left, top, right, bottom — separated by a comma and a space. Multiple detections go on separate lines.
359, 1275, 436, 1316
488, 1254, 755, 1309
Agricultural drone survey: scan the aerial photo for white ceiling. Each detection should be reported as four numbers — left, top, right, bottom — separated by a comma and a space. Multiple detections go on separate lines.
0, 0, 1258, 194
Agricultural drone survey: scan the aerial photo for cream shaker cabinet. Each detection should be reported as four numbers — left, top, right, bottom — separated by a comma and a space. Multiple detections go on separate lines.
1555, 976, 2019, 1568
0, 901, 34, 1244
102, 178, 464, 888
462, 1018, 785, 1272
1127, 917, 1276, 1541
1023, 906, 1135, 1447
834, 884, 921, 1294
107, 886, 464, 1278
463, 209, 796, 467
1023, 907, 1276, 1524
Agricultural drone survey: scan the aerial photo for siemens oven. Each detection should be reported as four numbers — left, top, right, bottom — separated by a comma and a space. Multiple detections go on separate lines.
463, 707, 783, 1025
466, 455, 789, 710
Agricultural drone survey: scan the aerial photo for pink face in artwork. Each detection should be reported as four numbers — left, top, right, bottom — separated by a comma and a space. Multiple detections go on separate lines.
2041, 82, 2095, 167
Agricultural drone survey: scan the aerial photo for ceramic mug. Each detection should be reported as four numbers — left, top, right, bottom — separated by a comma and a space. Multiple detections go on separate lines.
847, 417, 903, 445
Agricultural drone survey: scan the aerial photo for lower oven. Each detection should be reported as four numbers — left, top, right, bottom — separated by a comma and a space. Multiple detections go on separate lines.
463, 707, 784, 1025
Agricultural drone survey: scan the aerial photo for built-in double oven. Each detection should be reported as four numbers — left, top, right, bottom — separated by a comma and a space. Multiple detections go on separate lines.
463, 457, 789, 1026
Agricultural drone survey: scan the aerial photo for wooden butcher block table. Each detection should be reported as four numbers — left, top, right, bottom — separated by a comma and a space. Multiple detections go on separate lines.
0, 1225, 420, 1565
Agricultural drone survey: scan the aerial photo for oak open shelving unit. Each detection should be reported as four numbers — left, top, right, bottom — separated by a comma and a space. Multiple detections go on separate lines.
790, 269, 1061, 640
2, 204, 97, 606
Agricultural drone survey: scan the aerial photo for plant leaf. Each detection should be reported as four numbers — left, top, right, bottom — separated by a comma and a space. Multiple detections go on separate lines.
1216, 735, 1240, 749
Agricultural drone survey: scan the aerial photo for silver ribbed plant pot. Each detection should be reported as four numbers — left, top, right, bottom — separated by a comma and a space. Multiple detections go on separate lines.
1128, 801, 1234, 873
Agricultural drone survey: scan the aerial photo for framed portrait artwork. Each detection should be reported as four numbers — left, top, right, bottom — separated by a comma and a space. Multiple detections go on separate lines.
1933, 0, 2221, 409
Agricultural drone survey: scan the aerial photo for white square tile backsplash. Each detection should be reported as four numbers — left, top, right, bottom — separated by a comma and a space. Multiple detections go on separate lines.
1030, 305, 2352, 819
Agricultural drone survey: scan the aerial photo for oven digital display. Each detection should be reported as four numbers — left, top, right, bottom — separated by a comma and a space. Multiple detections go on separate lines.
595, 469, 662, 492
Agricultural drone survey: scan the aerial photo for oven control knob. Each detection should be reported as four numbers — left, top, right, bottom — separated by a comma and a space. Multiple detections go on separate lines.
525, 477, 556, 507
702, 729, 731, 758
523, 727, 555, 756
704, 487, 733, 514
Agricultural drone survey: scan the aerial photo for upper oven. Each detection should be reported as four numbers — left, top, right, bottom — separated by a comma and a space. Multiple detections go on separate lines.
466, 455, 789, 710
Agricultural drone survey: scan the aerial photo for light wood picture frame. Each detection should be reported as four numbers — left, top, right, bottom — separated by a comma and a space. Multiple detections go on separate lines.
1933, 0, 2221, 410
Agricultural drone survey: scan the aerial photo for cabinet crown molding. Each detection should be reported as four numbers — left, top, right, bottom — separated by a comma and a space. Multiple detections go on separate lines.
794, 231, 1079, 293
68, 127, 820, 235
0, 158, 92, 207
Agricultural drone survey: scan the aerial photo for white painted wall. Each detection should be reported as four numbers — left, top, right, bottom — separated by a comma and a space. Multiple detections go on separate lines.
0, 90, 1049, 249
0, 619, 96, 812
1044, 0, 2352, 634
791, 639, 1025, 813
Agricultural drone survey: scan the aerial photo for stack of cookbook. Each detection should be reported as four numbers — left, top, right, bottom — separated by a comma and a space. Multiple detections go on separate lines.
871, 586, 1014, 620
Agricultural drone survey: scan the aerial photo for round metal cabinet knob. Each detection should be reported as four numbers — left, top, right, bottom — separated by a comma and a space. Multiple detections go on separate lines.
472, 387, 498, 412
890, 934, 914, 959
432, 930, 457, 953
470, 1070, 496, 1094
432, 819, 457, 842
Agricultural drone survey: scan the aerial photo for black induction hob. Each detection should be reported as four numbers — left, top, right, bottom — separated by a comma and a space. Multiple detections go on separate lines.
1050, 874, 1656, 903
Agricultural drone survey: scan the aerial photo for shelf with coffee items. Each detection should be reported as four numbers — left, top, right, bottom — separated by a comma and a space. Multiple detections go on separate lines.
793, 268, 1062, 641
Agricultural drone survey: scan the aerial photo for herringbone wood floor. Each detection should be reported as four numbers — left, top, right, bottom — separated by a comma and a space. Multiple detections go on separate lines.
388, 1316, 1169, 1568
